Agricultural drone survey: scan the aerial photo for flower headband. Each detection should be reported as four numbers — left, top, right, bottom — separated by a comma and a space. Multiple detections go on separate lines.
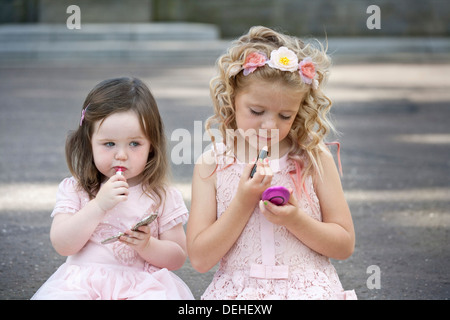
230, 47, 319, 89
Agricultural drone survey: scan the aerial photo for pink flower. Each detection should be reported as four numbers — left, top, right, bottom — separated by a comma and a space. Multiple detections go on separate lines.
243, 52, 267, 76
299, 57, 316, 84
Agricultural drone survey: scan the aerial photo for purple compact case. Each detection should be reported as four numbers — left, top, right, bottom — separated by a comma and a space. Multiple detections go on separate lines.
261, 186, 290, 206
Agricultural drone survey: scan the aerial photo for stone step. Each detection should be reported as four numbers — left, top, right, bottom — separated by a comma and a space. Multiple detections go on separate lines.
0, 23, 227, 63
1, 23, 449, 63
0, 39, 229, 63
0, 23, 220, 42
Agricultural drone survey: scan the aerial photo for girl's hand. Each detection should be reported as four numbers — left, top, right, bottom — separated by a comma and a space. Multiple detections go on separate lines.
93, 174, 129, 212
259, 188, 302, 226
238, 158, 273, 204
120, 226, 152, 254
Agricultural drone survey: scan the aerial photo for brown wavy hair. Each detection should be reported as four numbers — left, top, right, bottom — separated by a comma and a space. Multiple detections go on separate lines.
66, 77, 169, 204
206, 26, 336, 183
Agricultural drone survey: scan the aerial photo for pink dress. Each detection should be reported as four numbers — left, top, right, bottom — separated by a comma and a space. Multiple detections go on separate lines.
32, 177, 194, 300
202, 143, 357, 300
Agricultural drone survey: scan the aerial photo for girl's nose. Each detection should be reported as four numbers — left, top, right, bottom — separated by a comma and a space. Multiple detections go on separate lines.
115, 148, 128, 161
261, 116, 277, 130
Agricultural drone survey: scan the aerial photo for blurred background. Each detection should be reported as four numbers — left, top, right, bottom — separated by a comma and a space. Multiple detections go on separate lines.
1, 0, 449, 37
0, 0, 449, 300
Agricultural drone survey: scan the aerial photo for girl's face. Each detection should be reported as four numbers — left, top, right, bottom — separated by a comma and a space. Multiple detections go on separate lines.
91, 110, 151, 186
234, 78, 304, 159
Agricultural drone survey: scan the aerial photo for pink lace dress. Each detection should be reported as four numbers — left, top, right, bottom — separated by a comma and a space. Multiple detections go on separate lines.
202, 143, 356, 300
32, 177, 194, 300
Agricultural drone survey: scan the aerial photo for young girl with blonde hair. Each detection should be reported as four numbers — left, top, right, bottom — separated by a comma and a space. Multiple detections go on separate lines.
32, 77, 194, 300
187, 26, 356, 299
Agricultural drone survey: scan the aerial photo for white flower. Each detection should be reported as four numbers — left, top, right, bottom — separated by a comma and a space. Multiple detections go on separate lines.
267, 46, 299, 72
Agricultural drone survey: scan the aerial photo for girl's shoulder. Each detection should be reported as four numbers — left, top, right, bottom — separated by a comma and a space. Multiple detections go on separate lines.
56, 176, 92, 204
193, 147, 219, 180
57, 176, 83, 195
311, 143, 342, 190
52, 177, 87, 217
161, 184, 185, 203
155, 184, 189, 233
195, 147, 217, 166
195, 142, 237, 181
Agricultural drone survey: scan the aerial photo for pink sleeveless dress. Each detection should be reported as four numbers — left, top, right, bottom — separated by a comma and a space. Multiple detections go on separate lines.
202, 143, 356, 300
32, 177, 194, 300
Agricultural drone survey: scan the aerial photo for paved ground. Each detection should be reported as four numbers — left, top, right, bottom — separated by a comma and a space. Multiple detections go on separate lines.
0, 37, 449, 299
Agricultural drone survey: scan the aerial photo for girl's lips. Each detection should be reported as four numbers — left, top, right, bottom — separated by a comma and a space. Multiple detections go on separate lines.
114, 166, 127, 172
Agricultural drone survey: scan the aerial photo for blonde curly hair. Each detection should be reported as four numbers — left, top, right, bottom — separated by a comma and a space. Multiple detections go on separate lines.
206, 26, 336, 183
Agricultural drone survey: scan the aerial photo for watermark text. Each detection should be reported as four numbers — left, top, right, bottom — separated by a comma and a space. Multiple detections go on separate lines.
366, 5, 381, 30
66, 5, 81, 30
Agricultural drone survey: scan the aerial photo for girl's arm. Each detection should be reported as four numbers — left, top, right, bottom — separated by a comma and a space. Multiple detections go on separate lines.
259, 149, 355, 260
122, 223, 188, 271
50, 175, 129, 256
186, 151, 272, 273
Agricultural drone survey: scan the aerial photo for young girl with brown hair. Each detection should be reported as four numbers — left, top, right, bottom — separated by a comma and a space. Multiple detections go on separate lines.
32, 77, 193, 300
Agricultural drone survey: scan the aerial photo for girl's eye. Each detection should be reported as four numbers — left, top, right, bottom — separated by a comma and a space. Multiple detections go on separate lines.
279, 114, 292, 120
105, 142, 115, 147
130, 141, 140, 147
250, 108, 263, 116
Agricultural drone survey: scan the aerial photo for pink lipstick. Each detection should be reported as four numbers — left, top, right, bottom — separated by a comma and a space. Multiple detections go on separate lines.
115, 167, 125, 175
